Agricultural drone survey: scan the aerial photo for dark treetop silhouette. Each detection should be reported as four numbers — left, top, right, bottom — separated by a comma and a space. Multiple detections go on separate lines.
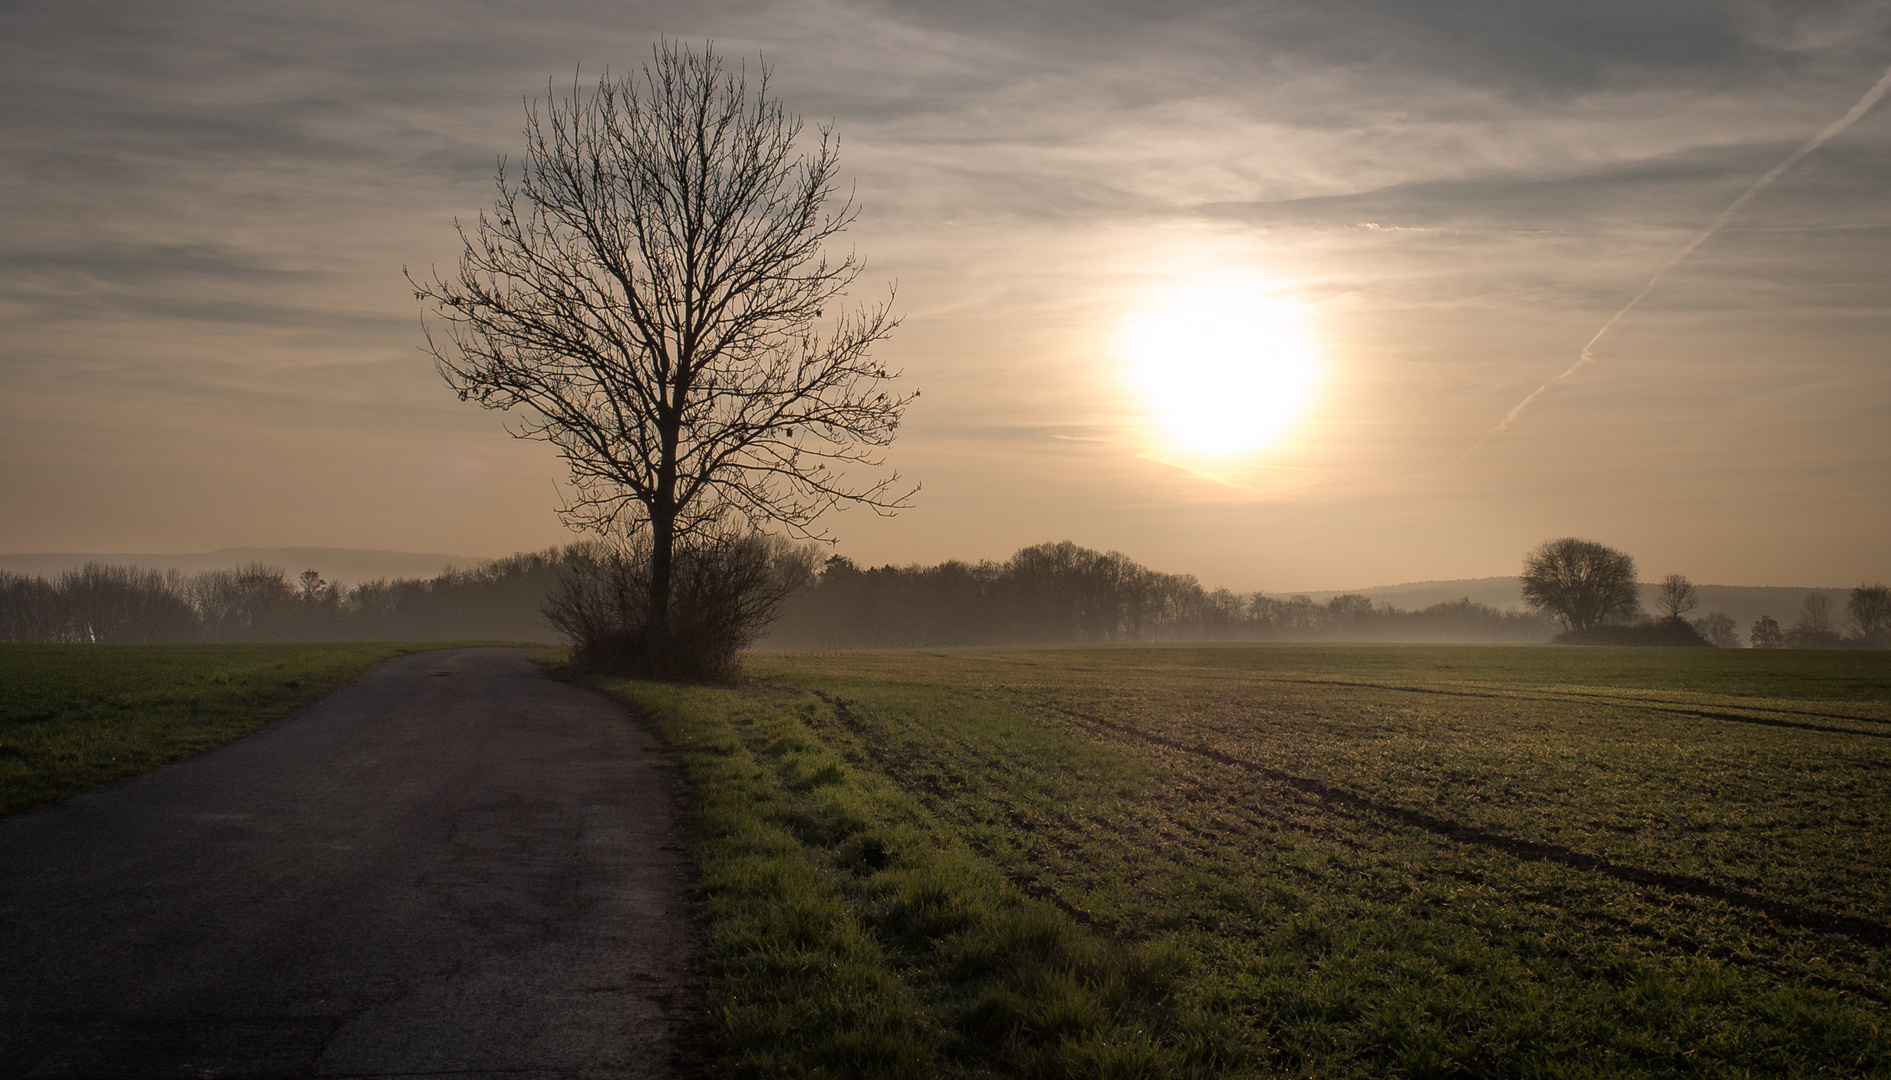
1520, 538, 1642, 633
411, 42, 913, 636
1656, 573, 1699, 622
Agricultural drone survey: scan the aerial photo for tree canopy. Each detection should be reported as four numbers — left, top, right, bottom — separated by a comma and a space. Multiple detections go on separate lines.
1520, 538, 1641, 632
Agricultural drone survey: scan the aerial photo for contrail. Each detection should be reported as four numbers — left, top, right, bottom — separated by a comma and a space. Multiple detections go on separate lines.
1466, 62, 1891, 453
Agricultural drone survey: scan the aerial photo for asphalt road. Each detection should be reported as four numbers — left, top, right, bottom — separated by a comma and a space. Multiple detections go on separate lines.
0, 647, 692, 1080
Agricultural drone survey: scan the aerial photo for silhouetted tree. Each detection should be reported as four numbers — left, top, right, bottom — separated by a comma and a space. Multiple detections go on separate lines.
0, 572, 62, 642
1326, 594, 1376, 621
1798, 593, 1834, 632
1848, 583, 1891, 645
51, 564, 196, 643
190, 564, 299, 640
1691, 611, 1740, 648
1520, 538, 1641, 632
1267, 594, 1320, 632
1787, 592, 1842, 647
1656, 574, 1699, 621
1750, 614, 1785, 649
413, 42, 912, 674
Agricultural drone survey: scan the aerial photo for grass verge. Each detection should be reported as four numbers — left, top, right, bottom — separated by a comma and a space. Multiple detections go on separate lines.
0, 642, 483, 817
586, 673, 1192, 1079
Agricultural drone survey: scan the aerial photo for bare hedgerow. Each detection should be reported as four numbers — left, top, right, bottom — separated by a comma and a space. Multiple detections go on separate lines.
546, 528, 818, 681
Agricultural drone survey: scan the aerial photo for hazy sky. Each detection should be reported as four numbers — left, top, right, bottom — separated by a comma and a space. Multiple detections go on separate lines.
3, 0, 1888, 591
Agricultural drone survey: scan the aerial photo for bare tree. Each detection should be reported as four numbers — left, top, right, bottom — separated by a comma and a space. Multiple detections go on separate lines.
1656, 573, 1699, 621
1782, 592, 1845, 648
1848, 583, 1891, 644
1690, 611, 1740, 648
1520, 538, 1641, 633
297, 570, 327, 601
411, 42, 913, 646
1791, 593, 1836, 639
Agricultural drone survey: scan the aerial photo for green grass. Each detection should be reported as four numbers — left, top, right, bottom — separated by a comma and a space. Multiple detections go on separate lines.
0, 642, 458, 817
590, 643, 1891, 1078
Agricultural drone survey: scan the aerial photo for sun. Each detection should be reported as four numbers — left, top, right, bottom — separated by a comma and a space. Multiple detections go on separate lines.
1118, 280, 1320, 459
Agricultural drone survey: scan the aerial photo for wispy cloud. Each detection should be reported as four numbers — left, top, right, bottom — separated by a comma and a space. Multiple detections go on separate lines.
1476, 61, 1891, 446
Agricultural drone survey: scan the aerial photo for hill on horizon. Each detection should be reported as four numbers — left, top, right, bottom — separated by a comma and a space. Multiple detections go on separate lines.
1293, 576, 1855, 637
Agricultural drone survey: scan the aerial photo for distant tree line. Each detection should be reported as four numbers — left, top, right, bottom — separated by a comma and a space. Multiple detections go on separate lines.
1, 540, 1555, 648
1519, 536, 1887, 649
12, 537, 1878, 652
1749, 584, 1890, 649
761, 540, 1556, 648
0, 552, 568, 644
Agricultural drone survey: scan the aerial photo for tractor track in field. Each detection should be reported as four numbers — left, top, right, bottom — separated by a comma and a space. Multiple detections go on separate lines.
1046, 702, 1891, 948
1273, 678, 1891, 738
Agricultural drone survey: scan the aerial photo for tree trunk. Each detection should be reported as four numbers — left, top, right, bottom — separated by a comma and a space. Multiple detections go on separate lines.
648, 415, 681, 635
648, 510, 674, 632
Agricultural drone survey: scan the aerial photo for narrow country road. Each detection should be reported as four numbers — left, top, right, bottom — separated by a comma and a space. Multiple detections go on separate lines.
0, 648, 692, 1080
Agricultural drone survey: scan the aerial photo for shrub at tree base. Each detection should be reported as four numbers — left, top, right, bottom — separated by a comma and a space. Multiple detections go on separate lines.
1556, 618, 1712, 647
544, 534, 816, 682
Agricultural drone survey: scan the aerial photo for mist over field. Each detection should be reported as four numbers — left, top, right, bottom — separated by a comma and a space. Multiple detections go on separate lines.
4, 543, 1876, 653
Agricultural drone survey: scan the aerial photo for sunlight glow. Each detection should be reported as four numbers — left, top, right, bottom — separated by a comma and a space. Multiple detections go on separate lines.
1119, 280, 1320, 459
